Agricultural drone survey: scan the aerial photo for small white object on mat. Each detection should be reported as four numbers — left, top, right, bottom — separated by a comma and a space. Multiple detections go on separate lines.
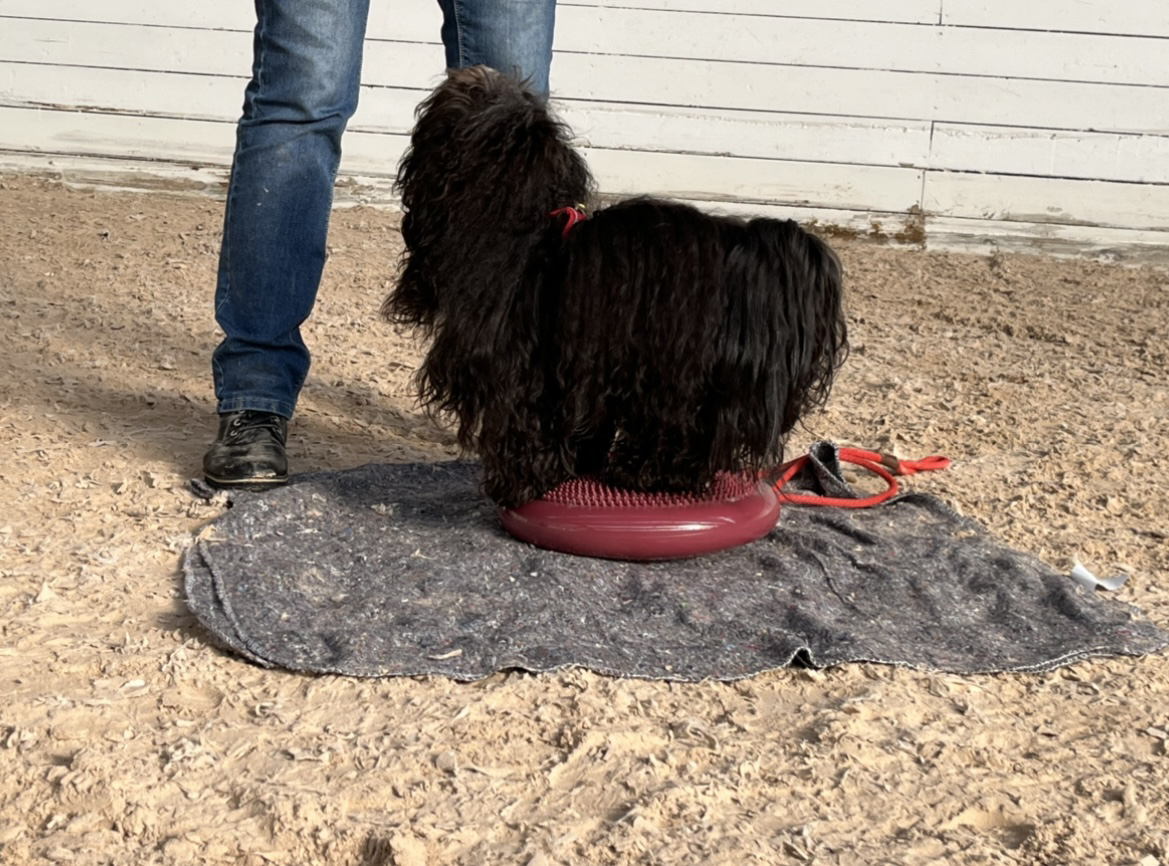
1070, 561, 1129, 592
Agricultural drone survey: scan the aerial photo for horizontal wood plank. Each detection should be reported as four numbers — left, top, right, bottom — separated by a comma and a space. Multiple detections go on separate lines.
942, 0, 1169, 38
0, 151, 234, 196
923, 171, 1169, 231
559, 104, 931, 166
545, 54, 1169, 134
2, 18, 257, 77
0, 0, 941, 31
930, 124, 1169, 185
0, 61, 350, 125
927, 216, 1169, 265
0, 106, 408, 178
0, 106, 237, 164
559, 10, 1169, 87
7, 14, 1169, 88
562, 0, 940, 22
0, 106, 924, 211
581, 148, 923, 211
0, 63, 935, 168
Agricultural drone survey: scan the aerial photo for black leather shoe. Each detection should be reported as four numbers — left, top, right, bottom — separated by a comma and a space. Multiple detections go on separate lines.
202, 410, 289, 490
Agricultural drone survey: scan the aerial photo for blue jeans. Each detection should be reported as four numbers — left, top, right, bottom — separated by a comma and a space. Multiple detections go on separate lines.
212, 0, 557, 418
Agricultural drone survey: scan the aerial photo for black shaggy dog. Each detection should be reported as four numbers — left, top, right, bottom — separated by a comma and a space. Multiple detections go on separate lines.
384, 66, 847, 508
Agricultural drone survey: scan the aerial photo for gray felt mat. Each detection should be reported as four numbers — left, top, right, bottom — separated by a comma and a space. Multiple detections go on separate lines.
182, 444, 1167, 680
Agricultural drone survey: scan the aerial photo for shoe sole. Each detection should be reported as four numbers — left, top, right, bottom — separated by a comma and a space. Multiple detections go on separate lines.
203, 473, 289, 491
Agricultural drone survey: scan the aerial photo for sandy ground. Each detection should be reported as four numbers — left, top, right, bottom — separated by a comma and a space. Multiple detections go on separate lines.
1, 174, 1168, 866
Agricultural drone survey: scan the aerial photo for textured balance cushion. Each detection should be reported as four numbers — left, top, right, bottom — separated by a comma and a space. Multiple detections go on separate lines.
499, 473, 781, 560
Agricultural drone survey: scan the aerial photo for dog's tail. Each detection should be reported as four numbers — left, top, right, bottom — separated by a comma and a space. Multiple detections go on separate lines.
713, 218, 847, 467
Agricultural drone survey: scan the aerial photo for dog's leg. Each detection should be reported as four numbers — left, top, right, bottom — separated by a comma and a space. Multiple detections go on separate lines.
481, 425, 575, 507
604, 425, 715, 494
571, 419, 617, 478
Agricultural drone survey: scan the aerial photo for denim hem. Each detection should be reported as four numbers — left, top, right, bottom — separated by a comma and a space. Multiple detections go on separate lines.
216, 398, 295, 420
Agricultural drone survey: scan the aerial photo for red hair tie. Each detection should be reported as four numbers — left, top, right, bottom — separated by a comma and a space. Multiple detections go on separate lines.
550, 205, 588, 238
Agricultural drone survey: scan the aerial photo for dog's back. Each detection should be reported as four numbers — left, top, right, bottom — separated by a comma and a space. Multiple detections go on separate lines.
549, 199, 845, 492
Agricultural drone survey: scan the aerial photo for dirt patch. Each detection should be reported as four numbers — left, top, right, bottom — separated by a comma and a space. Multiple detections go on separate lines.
1, 175, 1167, 865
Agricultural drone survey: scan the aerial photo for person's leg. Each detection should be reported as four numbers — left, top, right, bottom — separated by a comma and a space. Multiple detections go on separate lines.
212, 0, 372, 420
205, 0, 370, 488
436, 0, 557, 97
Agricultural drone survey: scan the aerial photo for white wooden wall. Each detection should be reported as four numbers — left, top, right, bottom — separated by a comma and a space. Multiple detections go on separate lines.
2, 0, 1168, 259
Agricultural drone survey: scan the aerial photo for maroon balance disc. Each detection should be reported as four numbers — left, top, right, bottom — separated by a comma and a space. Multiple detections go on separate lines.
498, 473, 781, 561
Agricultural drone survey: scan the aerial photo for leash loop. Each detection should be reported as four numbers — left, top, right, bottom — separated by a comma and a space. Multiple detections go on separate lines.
772, 448, 951, 509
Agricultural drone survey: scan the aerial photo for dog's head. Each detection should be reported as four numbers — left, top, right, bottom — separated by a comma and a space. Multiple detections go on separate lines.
398, 66, 541, 195
383, 67, 594, 462
385, 66, 593, 330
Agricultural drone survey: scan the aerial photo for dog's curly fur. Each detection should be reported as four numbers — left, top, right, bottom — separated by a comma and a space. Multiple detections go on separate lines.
384, 66, 848, 507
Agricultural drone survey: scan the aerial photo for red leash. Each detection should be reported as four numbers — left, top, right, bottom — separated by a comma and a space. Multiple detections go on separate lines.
772, 448, 951, 508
